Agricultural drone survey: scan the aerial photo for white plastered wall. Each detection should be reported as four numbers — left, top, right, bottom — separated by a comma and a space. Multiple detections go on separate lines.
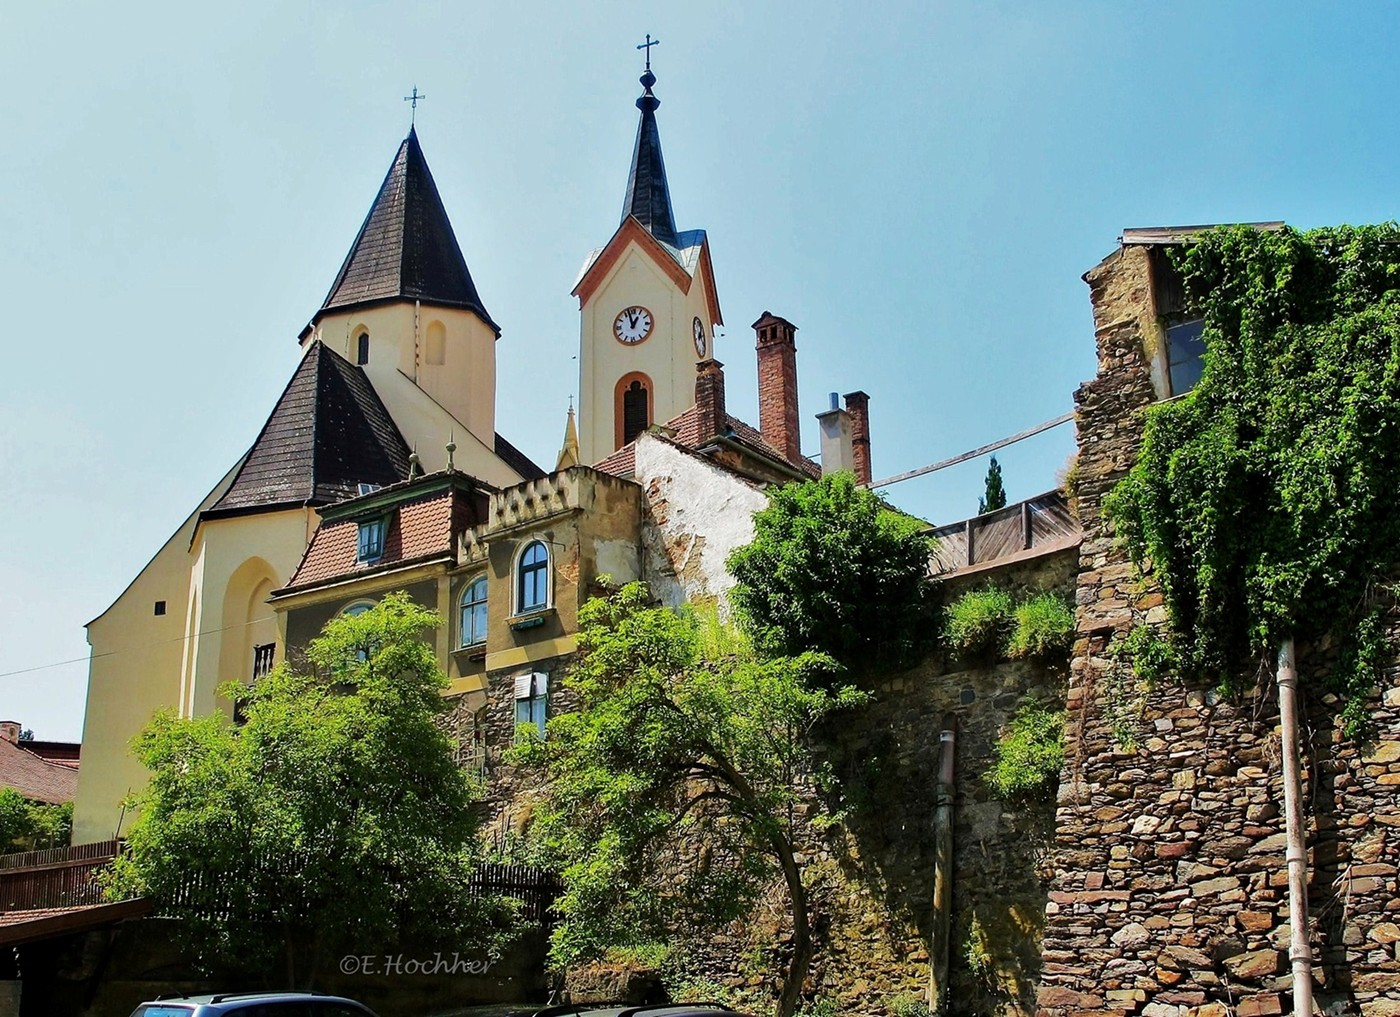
633, 434, 767, 613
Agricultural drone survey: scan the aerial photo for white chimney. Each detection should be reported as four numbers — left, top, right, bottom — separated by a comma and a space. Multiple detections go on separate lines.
816, 392, 854, 476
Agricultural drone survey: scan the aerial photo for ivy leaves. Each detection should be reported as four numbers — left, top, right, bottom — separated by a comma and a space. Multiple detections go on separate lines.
1107, 224, 1400, 704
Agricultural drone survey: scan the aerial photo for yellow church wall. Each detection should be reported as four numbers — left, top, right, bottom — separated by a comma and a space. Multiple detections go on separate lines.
74, 502, 313, 843
307, 303, 516, 485
578, 239, 719, 465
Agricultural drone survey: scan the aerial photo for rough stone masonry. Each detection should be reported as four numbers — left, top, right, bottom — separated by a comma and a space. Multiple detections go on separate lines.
1038, 242, 1400, 1017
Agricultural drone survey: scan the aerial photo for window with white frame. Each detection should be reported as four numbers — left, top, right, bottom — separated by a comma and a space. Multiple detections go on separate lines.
513, 672, 548, 739
357, 517, 387, 562
459, 575, 488, 647
516, 540, 549, 613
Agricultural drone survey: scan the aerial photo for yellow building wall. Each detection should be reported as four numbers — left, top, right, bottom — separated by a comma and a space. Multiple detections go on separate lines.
578, 241, 719, 465
306, 303, 523, 486
74, 499, 313, 843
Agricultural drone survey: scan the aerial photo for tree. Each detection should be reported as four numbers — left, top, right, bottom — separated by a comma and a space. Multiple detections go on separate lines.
108, 593, 513, 986
519, 583, 866, 1017
978, 455, 1006, 515
0, 789, 72, 852
726, 473, 935, 672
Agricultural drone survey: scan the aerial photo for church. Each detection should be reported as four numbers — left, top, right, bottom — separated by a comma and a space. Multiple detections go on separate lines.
73, 63, 874, 843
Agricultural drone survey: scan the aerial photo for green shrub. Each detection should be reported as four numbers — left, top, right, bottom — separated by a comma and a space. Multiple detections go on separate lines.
727, 474, 936, 672
1116, 626, 1175, 685
892, 994, 934, 1017
1006, 593, 1075, 662
943, 587, 1015, 656
794, 1000, 841, 1017
985, 701, 1065, 800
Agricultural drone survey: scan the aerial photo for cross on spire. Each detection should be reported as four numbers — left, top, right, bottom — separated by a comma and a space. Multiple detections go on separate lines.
636, 33, 660, 72
403, 85, 426, 125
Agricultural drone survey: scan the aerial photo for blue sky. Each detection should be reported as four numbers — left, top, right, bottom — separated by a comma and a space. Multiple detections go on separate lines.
2, 2, 1398, 740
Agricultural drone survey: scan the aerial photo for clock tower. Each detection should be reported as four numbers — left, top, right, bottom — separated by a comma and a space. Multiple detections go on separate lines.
572, 63, 722, 466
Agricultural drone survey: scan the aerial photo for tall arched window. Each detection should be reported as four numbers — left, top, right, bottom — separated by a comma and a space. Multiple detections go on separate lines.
356, 330, 370, 365
614, 372, 653, 449
459, 575, 488, 647
517, 541, 549, 613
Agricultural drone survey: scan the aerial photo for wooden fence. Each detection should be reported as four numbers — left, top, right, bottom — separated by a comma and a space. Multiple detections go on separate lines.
929, 489, 1080, 574
467, 862, 562, 924
0, 840, 121, 912
1, 839, 563, 927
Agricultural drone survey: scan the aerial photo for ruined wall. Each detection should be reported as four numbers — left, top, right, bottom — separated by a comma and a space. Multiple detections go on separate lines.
1039, 245, 1400, 1017
673, 548, 1078, 1017
634, 433, 768, 615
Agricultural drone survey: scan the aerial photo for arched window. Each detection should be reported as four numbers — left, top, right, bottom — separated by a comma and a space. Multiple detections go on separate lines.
342, 600, 376, 660
517, 541, 549, 613
356, 330, 370, 365
459, 575, 488, 647
613, 371, 653, 450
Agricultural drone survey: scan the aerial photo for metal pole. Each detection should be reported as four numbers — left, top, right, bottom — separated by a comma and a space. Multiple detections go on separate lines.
930, 720, 957, 1014
1277, 638, 1314, 1016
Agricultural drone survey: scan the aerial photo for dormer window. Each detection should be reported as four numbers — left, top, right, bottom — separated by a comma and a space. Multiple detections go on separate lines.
357, 517, 387, 563
517, 540, 549, 613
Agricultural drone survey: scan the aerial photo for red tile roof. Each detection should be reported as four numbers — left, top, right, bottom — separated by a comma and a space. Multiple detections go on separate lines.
594, 406, 821, 481
0, 739, 79, 804
286, 489, 456, 589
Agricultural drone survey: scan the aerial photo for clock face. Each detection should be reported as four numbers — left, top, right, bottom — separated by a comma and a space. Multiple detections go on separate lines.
613, 306, 653, 345
693, 317, 707, 358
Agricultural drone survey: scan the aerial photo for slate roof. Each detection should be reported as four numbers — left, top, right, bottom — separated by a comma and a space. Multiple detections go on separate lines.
317, 127, 498, 334
0, 738, 78, 805
205, 342, 412, 517
622, 72, 678, 246
495, 432, 547, 481
594, 404, 821, 482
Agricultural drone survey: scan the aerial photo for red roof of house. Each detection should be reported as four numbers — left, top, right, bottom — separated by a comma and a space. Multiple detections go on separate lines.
0, 739, 78, 805
285, 487, 462, 591
594, 405, 821, 481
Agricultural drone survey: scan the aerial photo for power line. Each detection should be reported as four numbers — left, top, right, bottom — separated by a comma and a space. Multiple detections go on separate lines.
0, 616, 276, 683
867, 411, 1075, 490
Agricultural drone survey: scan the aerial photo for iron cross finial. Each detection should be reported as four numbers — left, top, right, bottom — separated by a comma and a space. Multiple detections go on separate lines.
403, 86, 426, 125
637, 33, 660, 72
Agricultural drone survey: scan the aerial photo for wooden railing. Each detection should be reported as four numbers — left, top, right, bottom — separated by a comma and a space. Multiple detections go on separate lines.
1, 843, 562, 925
929, 490, 1080, 574
0, 840, 122, 912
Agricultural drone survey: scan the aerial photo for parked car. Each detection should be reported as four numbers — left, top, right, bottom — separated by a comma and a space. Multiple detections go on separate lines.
128, 991, 380, 1017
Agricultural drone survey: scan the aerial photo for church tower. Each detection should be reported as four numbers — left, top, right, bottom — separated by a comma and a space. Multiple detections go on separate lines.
301, 127, 523, 487
573, 61, 723, 465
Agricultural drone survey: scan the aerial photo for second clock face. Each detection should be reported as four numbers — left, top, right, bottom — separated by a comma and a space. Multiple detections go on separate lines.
693, 317, 707, 357
614, 306, 653, 345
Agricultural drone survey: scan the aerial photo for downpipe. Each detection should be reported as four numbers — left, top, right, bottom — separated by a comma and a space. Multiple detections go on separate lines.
1277, 638, 1314, 1016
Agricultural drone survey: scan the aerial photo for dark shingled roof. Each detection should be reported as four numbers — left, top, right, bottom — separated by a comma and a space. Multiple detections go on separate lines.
317, 127, 498, 334
205, 342, 412, 517
494, 433, 547, 481
622, 72, 678, 247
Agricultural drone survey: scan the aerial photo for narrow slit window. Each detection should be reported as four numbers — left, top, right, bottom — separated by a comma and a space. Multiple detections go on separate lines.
622, 379, 650, 445
356, 331, 370, 365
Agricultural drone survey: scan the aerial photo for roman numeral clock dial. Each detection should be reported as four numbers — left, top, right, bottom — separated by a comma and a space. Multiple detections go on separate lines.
614, 305, 653, 345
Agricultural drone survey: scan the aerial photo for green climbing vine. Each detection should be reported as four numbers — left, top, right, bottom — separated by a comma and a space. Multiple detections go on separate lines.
1104, 224, 1400, 727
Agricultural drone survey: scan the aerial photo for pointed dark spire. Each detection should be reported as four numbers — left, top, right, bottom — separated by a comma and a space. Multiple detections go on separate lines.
318, 127, 498, 334
622, 68, 678, 247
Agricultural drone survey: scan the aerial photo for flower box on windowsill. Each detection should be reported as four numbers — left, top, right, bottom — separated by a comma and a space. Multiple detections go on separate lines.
508, 608, 554, 632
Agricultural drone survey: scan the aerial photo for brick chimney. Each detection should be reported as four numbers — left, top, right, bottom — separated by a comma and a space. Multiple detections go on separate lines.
695, 358, 727, 440
0, 721, 19, 744
753, 311, 800, 463
844, 391, 871, 484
